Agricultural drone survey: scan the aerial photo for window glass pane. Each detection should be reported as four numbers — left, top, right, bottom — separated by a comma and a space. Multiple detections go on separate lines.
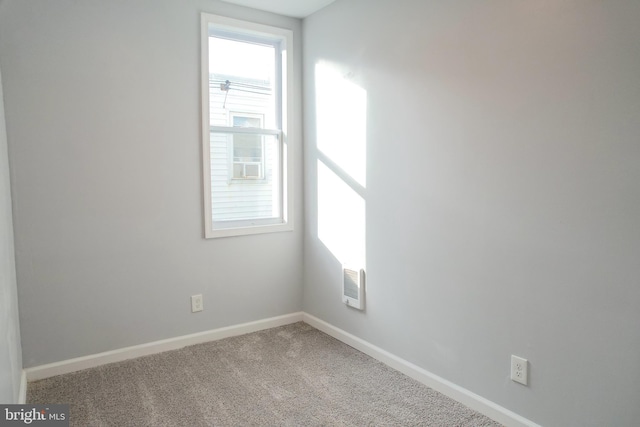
233, 134, 262, 162
209, 36, 276, 129
210, 132, 281, 222
233, 116, 261, 128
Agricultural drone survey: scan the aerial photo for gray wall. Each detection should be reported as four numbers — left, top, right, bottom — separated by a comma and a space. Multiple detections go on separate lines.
0, 62, 22, 402
0, 0, 303, 368
303, 1, 640, 426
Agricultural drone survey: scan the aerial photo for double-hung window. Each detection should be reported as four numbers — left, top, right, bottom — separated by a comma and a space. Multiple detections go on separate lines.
201, 14, 293, 238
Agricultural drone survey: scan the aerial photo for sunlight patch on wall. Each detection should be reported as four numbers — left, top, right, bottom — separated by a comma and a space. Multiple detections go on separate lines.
317, 160, 366, 267
315, 61, 367, 187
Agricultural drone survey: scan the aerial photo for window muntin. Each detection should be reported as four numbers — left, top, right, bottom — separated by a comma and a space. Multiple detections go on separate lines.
201, 14, 293, 238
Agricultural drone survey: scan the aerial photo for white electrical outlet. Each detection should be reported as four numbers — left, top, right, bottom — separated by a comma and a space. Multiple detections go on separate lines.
511, 355, 528, 385
191, 294, 203, 313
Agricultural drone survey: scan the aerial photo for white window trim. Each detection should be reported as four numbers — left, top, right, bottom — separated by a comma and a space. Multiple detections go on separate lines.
201, 13, 294, 239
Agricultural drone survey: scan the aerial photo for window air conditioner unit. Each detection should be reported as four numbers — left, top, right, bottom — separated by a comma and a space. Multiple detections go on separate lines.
244, 163, 261, 178
343, 266, 364, 310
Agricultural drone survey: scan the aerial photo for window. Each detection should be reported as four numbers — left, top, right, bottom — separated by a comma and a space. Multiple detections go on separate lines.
201, 14, 293, 238
230, 113, 264, 179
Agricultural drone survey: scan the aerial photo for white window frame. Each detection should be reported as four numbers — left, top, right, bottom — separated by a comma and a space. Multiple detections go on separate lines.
201, 13, 294, 239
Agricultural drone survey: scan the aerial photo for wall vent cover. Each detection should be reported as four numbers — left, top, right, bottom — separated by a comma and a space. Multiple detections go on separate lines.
343, 266, 364, 310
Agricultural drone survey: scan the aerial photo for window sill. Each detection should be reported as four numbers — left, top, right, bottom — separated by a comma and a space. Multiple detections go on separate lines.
205, 221, 293, 239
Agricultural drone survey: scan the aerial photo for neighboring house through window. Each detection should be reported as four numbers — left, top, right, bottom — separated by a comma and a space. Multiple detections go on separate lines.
201, 14, 293, 238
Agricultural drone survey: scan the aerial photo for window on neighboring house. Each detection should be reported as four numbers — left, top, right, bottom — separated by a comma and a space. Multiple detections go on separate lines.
230, 113, 264, 179
201, 14, 293, 238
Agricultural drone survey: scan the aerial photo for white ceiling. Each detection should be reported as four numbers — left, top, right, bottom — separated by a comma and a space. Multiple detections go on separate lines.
220, 0, 336, 18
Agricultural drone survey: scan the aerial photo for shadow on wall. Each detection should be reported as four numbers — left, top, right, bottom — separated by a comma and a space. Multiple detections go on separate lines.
314, 61, 367, 271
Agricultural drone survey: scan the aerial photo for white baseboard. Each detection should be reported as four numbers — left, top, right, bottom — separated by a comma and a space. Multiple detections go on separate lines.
18, 370, 27, 403
302, 313, 540, 427
23, 310, 537, 427
25, 312, 303, 382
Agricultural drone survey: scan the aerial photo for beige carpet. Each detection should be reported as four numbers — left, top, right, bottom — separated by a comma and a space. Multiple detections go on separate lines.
28, 322, 501, 426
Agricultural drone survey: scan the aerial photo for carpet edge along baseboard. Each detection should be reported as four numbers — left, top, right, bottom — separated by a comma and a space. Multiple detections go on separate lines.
24, 312, 304, 381
25, 311, 540, 427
